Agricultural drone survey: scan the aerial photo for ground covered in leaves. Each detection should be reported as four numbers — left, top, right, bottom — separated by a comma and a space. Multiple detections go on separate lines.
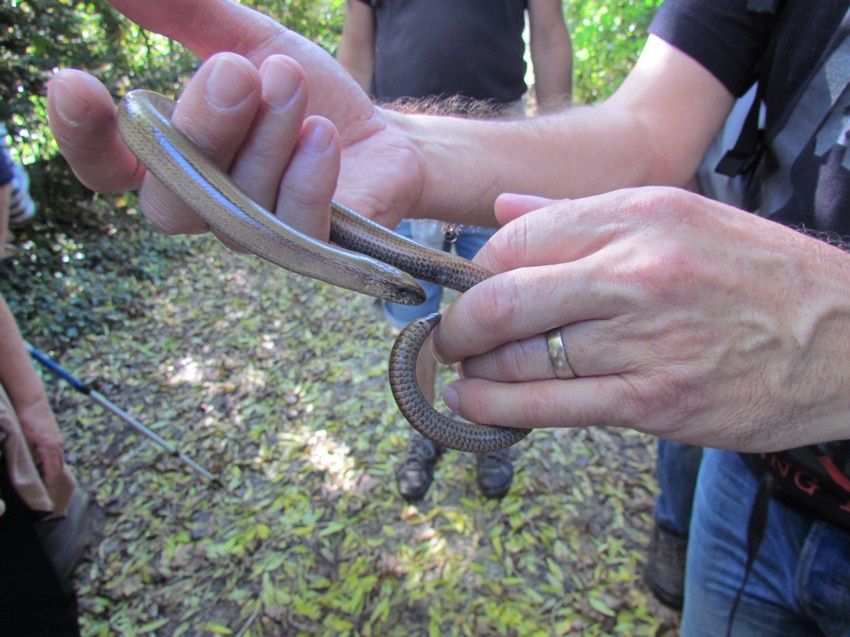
4, 206, 678, 635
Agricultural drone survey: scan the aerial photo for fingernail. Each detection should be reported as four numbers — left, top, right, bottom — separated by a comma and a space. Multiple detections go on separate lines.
304, 119, 334, 153
51, 79, 89, 126
261, 59, 302, 109
443, 385, 460, 411
205, 57, 255, 108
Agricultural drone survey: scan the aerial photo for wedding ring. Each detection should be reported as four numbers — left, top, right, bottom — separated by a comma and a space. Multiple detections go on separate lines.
545, 327, 576, 379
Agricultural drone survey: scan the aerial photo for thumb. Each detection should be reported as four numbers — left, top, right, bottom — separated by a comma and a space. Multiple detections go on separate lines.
494, 193, 558, 225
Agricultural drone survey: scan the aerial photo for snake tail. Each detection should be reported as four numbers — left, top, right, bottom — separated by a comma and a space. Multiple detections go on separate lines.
389, 313, 531, 453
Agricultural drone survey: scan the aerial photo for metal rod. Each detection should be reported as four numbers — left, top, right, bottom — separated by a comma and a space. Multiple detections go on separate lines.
25, 342, 224, 489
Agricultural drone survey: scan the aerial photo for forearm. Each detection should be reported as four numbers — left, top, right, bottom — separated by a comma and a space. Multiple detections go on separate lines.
336, 44, 373, 93
0, 296, 51, 412
392, 36, 733, 226
393, 102, 656, 225
336, 0, 375, 93
530, 33, 573, 108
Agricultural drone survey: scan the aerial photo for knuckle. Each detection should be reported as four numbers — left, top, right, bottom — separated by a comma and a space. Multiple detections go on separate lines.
524, 384, 556, 427
145, 206, 204, 236
457, 383, 489, 423
241, 144, 286, 171
474, 275, 521, 334
141, 180, 208, 236
184, 127, 223, 161
618, 377, 658, 427
493, 344, 526, 381
480, 219, 530, 272
620, 242, 706, 303
618, 186, 695, 224
278, 181, 327, 213
146, 215, 184, 236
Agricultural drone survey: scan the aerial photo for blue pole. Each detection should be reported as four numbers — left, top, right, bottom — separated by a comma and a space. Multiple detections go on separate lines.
25, 342, 223, 489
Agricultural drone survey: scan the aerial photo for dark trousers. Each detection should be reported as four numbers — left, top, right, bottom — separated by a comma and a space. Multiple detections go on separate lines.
0, 460, 80, 636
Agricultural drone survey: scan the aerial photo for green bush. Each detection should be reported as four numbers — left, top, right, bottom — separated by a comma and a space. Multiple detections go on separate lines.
568, 0, 664, 102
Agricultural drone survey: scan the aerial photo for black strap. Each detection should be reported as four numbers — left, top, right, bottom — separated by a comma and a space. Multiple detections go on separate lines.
725, 471, 772, 637
715, 1, 783, 178
714, 88, 765, 177
720, 2, 850, 183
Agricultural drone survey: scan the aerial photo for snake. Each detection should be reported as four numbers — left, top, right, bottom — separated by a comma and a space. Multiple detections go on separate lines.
117, 90, 530, 453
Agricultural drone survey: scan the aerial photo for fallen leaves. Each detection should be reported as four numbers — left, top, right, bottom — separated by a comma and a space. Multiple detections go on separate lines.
12, 219, 679, 635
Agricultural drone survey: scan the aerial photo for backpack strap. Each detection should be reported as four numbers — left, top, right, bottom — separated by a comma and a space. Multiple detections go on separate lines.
714, 0, 783, 177
714, 83, 766, 177
725, 468, 772, 636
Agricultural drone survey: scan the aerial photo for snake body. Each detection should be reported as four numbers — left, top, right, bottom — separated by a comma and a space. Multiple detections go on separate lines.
117, 90, 529, 453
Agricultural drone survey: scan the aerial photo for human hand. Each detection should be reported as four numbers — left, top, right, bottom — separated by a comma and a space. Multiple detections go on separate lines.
432, 187, 850, 452
16, 399, 66, 494
47, 0, 425, 241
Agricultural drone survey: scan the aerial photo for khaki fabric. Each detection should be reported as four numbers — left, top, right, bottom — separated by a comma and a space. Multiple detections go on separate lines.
0, 383, 75, 518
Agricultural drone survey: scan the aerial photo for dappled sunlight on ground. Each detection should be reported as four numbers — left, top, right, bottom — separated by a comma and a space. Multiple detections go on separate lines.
301, 428, 357, 493
164, 355, 204, 385
44, 240, 679, 635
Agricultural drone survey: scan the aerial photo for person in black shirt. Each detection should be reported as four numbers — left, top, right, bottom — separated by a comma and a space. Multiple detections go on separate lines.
337, 0, 572, 502
47, 0, 850, 632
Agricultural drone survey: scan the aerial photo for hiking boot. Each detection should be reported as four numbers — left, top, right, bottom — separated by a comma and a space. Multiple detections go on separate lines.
476, 449, 514, 499
645, 524, 687, 610
396, 433, 442, 502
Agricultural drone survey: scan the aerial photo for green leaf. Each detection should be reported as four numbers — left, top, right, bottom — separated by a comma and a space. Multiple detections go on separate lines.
589, 597, 616, 617
204, 622, 233, 635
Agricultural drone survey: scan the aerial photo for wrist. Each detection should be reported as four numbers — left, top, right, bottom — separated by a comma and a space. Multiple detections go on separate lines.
15, 394, 52, 419
385, 109, 439, 217
389, 109, 496, 225
786, 234, 850, 444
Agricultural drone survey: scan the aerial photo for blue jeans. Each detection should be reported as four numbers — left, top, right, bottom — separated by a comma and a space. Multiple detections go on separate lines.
682, 449, 850, 636
655, 440, 703, 537
383, 221, 496, 328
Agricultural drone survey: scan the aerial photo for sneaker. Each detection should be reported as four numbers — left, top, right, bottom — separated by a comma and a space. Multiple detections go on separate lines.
476, 449, 514, 499
645, 524, 687, 610
396, 433, 442, 502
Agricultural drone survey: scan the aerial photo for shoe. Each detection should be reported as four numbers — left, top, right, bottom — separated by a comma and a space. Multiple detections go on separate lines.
476, 449, 514, 499
645, 524, 687, 610
37, 489, 103, 592
396, 433, 442, 502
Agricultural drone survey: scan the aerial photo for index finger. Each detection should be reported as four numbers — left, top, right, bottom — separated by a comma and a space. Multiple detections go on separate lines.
431, 259, 629, 365
474, 188, 665, 274
108, 0, 374, 139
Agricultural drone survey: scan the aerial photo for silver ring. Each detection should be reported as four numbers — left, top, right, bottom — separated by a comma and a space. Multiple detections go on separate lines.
545, 328, 576, 379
